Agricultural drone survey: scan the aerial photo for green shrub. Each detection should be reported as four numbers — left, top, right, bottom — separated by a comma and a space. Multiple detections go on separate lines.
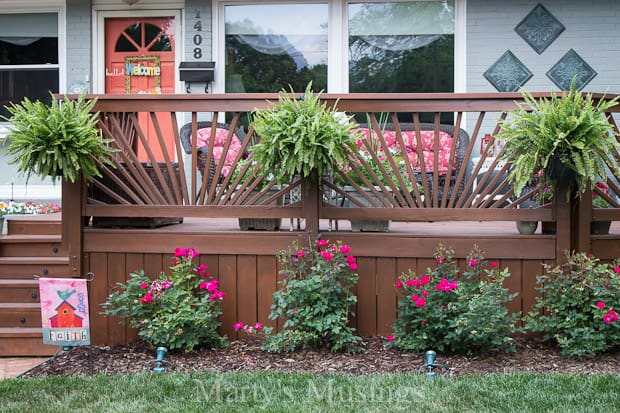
101, 247, 227, 351
263, 238, 362, 353
390, 244, 521, 354
525, 252, 620, 358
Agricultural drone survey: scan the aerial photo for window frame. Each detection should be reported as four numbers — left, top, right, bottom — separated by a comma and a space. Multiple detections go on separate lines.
212, 0, 465, 93
0, 6, 65, 133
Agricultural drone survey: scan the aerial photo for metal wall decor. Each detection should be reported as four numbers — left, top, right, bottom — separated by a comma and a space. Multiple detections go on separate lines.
546, 49, 597, 90
515, 3, 565, 54
483, 50, 533, 92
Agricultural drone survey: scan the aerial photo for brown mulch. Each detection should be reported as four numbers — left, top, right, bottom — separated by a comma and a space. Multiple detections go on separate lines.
22, 337, 620, 378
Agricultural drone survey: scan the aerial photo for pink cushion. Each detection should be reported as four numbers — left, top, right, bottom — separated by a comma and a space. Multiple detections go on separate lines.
196, 127, 242, 176
355, 128, 456, 174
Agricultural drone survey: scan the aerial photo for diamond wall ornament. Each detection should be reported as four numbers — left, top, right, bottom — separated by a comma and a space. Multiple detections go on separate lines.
483, 51, 533, 92
546, 49, 597, 90
515, 3, 565, 54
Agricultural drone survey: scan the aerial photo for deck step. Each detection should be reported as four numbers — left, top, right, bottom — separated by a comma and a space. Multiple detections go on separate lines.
0, 280, 41, 303
0, 303, 42, 328
0, 328, 57, 356
4, 214, 61, 236
0, 256, 72, 278
0, 235, 63, 257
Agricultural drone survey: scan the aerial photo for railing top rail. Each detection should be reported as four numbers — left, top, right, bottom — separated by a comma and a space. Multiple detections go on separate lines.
61, 92, 620, 113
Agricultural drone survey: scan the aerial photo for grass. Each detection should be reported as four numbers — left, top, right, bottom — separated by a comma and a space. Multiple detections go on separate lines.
1, 372, 619, 412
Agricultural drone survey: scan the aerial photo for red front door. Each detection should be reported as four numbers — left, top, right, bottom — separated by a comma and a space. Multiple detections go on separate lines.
104, 17, 176, 161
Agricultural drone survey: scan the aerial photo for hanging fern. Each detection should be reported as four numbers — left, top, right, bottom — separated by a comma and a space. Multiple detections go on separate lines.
250, 82, 360, 183
2, 93, 117, 183
498, 82, 620, 197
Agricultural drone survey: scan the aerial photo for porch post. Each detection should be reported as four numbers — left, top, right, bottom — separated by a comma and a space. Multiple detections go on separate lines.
302, 171, 320, 239
554, 180, 572, 264
61, 177, 83, 277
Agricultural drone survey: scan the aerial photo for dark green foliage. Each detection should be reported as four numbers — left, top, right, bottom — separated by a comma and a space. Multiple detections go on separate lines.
525, 252, 620, 358
391, 244, 521, 354
263, 239, 362, 353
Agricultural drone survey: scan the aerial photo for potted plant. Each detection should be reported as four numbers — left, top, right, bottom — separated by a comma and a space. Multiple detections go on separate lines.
227, 157, 282, 230
250, 82, 359, 185
1, 93, 117, 184
497, 82, 620, 199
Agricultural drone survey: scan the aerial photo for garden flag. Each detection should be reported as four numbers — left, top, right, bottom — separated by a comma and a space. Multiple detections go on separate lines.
39, 278, 91, 346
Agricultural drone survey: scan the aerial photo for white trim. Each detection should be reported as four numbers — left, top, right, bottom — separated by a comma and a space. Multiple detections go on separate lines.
454, 0, 466, 93
92, 8, 183, 94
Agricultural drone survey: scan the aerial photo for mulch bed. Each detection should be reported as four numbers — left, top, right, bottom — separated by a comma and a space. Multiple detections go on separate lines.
22, 337, 620, 378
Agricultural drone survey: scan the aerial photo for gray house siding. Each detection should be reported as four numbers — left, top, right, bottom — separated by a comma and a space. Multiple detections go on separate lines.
467, 0, 620, 93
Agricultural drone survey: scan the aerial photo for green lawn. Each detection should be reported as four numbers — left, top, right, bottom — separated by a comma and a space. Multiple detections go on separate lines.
1, 372, 619, 412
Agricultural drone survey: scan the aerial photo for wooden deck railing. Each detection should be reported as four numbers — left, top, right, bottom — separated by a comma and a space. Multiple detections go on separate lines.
64, 92, 619, 251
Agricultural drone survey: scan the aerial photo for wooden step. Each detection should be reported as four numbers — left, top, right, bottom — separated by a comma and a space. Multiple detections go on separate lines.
5, 214, 61, 236
0, 328, 57, 356
0, 235, 63, 257
0, 280, 41, 303
0, 303, 41, 328
0, 257, 72, 278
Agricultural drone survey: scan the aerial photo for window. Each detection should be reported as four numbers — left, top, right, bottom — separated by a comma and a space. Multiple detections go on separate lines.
224, 4, 328, 93
219, 1, 456, 94
0, 13, 59, 119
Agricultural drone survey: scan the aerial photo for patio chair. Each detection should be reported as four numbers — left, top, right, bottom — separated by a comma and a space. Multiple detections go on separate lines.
179, 121, 246, 187
356, 122, 470, 203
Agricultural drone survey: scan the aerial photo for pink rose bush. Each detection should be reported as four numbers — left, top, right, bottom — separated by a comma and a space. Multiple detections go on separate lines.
102, 247, 226, 351
526, 252, 620, 358
390, 243, 520, 354
261, 238, 362, 353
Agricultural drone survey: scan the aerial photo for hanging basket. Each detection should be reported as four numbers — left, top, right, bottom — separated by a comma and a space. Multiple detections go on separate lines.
547, 155, 577, 181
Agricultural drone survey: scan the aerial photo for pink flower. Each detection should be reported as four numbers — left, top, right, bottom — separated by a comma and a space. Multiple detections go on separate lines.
186, 248, 199, 259
209, 291, 226, 301
436, 278, 458, 292
199, 281, 208, 289
411, 294, 419, 301
421, 319, 428, 326
605, 309, 619, 323
386, 335, 394, 342
319, 251, 333, 261
490, 261, 499, 268
161, 281, 172, 290
415, 297, 426, 307
394, 280, 403, 289
348, 263, 358, 271
174, 247, 186, 257
340, 244, 351, 254
469, 259, 478, 267
140, 282, 149, 289
420, 275, 430, 285
422, 290, 428, 297
296, 250, 305, 259
205, 279, 219, 293
254, 322, 263, 330
317, 239, 328, 248
595, 301, 606, 309
435, 257, 444, 264
346, 255, 356, 264
603, 313, 614, 324
234, 322, 244, 331
615, 267, 620, 274
195, 264, 209, 276
140, 293, 153, 304
405, 279, 416, 287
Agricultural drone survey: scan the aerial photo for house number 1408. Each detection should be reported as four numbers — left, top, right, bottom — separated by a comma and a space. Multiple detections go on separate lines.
193, 9, 203, 59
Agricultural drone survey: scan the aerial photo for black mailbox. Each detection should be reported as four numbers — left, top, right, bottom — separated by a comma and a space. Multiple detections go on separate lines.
179, 61, 215, 82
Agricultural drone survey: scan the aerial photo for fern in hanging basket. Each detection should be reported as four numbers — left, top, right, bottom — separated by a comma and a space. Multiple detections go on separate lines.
2, 93, 117, 183
498, 82, 620, 198
250, 82, 360, 183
